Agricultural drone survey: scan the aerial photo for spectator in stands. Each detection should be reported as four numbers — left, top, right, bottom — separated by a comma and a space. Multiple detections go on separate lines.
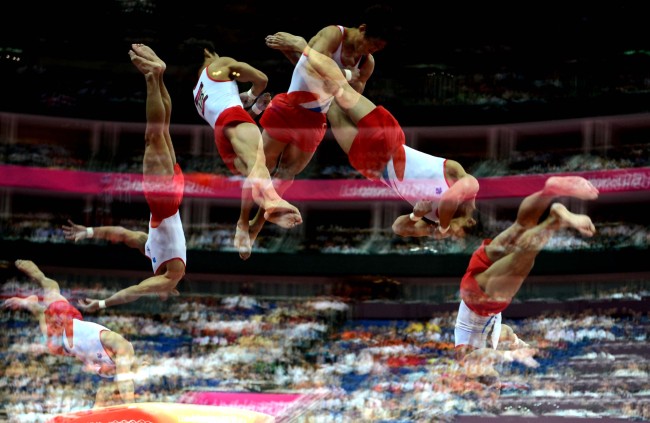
454, 175, 599, 374
3, 259, 136, 407
63, 44, 186, 310
267, 38, 480, 239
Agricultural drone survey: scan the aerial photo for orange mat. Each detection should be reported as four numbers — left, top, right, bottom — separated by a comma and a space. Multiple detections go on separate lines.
47, 402, 275, 423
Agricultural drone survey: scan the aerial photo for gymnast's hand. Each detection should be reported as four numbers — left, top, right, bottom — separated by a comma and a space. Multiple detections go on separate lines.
62, 219, 91, 242
78, 298, 101, 312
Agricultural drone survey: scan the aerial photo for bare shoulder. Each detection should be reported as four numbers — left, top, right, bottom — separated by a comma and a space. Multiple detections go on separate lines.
310, 26, 344, 51
458, 174, 480, 197
317, 25, 344, 38
445, 159, 468, 179
219, 56, 238, 64
207, 56, 236, 69
205, 59, 237, 80
100, 329, 121, 345
101, 329, 133, 351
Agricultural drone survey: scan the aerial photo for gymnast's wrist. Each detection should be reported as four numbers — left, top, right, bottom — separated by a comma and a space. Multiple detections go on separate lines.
245, 88, 257, 100
115, 372, 134, 382
409, 212, 422, 222
98, 300, 107, 310
343, 69, 352, 81
251, 102, 265, 115
86, 227, 94, 239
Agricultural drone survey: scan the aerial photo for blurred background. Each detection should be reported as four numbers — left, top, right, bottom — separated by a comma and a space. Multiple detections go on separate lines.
1, 1, 649, 422
2, 1, 649, 125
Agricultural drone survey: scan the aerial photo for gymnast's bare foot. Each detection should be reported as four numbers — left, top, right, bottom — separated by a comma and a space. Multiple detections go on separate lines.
234, 222, 252, 260
128, 50, 162, 76
248, 210, 267, 247
15, 259, 44, 280
551, 203, 596, 237
543, 176, 599, 200
131, 43, 166, 71
265, 32, 308, 52
264, 201, 302, 229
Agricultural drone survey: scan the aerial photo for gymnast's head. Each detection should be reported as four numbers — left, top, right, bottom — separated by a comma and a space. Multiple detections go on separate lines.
178, 38, 218, 75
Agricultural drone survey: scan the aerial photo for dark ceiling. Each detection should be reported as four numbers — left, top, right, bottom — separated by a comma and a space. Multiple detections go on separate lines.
6, 1, 646, 68
2, 1, 648, 125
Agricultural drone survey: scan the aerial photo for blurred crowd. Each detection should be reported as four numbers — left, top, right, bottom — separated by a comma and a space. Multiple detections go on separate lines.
2, 134, 649, 178
2, 7, 648, 422
1, 281, 649, 422
2, 212, 648, 257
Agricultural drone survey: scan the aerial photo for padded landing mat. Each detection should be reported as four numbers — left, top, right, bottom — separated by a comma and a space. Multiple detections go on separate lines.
47, 402, 275, 423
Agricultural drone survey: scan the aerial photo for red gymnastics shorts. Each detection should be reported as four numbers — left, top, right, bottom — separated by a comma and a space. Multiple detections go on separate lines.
143, 163, 184, 226
259, 92, 328, 153
348, 106, 406, 181
460, 239, 511, 317
214, 105, 258, 175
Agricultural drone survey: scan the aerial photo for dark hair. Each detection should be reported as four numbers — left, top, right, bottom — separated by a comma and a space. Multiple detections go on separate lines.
178, 37, 216, 70
361, 3, 400, 44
